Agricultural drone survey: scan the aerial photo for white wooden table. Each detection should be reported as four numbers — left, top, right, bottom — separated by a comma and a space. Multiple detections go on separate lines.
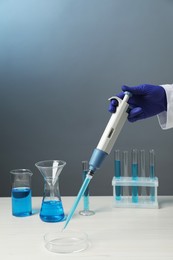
1, 196, 173, 260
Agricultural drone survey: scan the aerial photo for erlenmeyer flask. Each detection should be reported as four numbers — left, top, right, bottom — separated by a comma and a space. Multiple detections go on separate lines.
35, 160, 66, 222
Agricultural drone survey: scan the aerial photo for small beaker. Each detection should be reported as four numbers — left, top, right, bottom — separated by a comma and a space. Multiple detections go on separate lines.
35, 160, 66, 222
10, 169, 33, 217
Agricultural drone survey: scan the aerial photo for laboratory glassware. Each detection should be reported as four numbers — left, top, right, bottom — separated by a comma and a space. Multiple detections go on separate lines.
149, 149, 155, 202
35, 160, 66, 222
112, 149, 159, 208
44, 229, 89, 253
114, 150, 121, 201
131, 149, 138, 203
63, 91, 131, 230
122, 151, 129, 201
140, 150, 147, 201
10, 169, 33, 217
79, 161, 95, 216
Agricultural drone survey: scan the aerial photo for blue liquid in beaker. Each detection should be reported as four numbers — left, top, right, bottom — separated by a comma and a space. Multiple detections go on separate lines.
12, 187, 32, 217
40, 201, 65, 222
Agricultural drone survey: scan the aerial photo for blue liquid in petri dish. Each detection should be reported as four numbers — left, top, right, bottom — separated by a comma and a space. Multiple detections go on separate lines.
12, 187, 32, 217
40, 201, 65, 222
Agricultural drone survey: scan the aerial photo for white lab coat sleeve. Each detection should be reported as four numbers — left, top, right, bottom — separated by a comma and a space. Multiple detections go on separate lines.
157, 84, 173, 129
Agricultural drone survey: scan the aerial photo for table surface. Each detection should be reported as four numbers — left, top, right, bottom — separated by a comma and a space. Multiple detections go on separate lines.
1, 196, 173, 260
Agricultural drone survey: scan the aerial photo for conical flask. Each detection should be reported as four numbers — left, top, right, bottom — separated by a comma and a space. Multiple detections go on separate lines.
35, 160, 66, 222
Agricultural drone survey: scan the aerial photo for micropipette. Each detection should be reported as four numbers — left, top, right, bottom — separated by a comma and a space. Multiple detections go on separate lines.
63, 91, 131, 230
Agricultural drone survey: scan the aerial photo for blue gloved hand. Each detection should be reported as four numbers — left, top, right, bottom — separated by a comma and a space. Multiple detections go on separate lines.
109, 84, 167, 122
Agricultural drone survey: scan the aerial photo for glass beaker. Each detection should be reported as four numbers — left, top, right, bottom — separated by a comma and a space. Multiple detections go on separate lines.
10, 169, 33, 217
35, 160, 66, 222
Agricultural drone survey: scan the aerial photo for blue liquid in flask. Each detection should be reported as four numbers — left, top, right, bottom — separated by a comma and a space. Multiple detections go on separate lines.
40, 201, 65, 222
12, 187, 32, 217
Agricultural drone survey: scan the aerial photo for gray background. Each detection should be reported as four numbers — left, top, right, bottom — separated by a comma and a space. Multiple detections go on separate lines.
1, 0, 173, 197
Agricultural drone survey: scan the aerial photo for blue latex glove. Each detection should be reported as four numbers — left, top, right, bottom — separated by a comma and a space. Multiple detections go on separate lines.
109, 84, 167, 122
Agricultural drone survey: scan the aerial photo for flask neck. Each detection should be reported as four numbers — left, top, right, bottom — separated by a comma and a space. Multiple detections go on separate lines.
43, 178, 61, 201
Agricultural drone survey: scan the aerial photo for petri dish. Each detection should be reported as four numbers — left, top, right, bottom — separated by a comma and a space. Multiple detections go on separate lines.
44, 229, 89, 254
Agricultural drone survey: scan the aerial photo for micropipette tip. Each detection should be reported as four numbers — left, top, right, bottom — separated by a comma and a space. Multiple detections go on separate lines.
62, 211, 73, 230
61, 225, 66, 232
62, 174, 93, 230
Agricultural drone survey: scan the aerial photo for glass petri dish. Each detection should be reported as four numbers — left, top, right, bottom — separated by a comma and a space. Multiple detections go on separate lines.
44, 229, 89, 254
79, 209, 95, 216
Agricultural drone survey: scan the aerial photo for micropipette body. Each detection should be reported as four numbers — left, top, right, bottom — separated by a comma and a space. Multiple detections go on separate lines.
63, 91, 131, 230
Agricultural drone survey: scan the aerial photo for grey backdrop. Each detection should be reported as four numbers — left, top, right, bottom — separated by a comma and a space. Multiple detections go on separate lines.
1, 0, 173, 197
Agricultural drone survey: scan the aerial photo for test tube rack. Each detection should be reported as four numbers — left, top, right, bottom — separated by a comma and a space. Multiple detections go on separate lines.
112, 176, 159, 208
112, 149, 159, 209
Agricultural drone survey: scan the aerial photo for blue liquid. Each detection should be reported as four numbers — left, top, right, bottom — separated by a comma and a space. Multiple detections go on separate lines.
40, 200, 65, 222
114, 160, 121, 201
83, 195, 89, 210
132, 164, 138, 203
150, 165, 155, 202
63, 176, 91, 230
82, 170, 90, 210
83, 170, 89, 197
12, 187, 32, 217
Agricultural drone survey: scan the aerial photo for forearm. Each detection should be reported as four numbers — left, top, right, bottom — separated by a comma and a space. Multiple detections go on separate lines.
157, 84, 173, 129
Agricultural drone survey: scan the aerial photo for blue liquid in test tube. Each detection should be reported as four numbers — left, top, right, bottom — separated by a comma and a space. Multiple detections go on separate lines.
83, 165, 89, 210
79, 161, 95, 216
150, 149, 155, 202
12, 187, 32, 217
131, 149, 138, 203
114, 150, 121, 201
140, 150, 147, 201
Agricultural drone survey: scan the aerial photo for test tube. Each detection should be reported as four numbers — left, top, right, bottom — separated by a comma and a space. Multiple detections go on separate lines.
131, 149, 138, 203
140, 150, 147, 201
114, 150, 121, 201
149, 149, 155, 202
122, 151, 129, 200
79, 161, 95, 216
